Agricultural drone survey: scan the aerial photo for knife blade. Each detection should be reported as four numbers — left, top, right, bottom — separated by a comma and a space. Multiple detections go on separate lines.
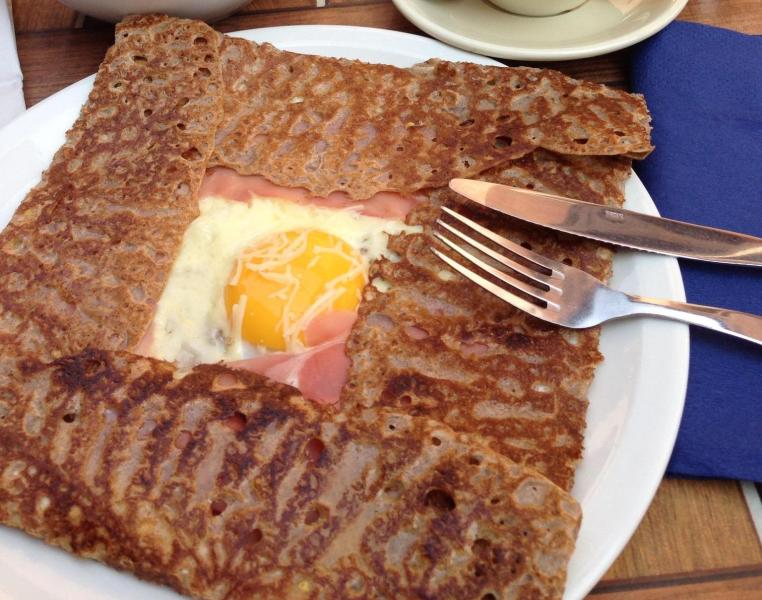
449, 178, 762, 267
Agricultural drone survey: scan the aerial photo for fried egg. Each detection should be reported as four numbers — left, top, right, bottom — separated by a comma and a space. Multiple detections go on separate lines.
147, 193, 419, 374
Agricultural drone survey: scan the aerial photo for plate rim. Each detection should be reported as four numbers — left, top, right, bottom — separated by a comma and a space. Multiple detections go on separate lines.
0, 24, 689, 600
391, 0, 689, 61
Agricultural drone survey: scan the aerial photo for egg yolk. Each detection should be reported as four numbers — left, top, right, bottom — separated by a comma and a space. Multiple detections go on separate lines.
225, 229, 366, 351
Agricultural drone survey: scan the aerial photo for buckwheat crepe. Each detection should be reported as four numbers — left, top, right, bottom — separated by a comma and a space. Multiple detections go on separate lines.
0, 14, 652, 600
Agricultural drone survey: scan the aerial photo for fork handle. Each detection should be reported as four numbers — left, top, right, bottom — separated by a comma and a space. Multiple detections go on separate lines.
625, 295, 762, 346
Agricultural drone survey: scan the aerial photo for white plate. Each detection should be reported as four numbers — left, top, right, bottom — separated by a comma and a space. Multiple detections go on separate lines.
392, 0, 688, 60
0, 26, 688, 600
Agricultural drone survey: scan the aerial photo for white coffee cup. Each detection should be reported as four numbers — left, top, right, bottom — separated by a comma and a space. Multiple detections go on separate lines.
490, 0, 588, 16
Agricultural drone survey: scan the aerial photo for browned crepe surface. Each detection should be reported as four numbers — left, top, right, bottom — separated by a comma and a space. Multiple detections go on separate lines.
0, 349, 580, 600
211, 38, 651, 199
0, 16, 654, 598
0, 15, 224, 363
342, 150, 632, 491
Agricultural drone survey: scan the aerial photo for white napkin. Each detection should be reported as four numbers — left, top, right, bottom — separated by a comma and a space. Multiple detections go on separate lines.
0, 1, 25, 128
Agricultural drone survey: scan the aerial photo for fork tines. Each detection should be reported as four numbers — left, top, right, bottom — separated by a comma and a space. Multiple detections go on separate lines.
432, 206, 563, 316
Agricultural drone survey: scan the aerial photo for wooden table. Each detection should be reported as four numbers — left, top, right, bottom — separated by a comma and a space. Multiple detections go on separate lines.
9, 0, 762, 597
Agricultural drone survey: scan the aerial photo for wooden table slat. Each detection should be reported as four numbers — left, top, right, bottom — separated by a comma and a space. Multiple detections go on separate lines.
605, 479, 762, 580
240, 0, 320, 13
680, 0, 762, 34
216, 2, 418, 35
592, 565, 762, 599
10, 0, 79, 33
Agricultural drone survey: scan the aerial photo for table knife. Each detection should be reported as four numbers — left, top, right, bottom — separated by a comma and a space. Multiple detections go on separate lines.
449, 179, 762, 267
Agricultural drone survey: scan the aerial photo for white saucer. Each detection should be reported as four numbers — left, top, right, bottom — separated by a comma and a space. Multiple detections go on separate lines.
392, 0, 688, 61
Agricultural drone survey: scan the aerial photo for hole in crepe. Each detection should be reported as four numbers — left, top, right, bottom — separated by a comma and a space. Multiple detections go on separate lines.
520, 241, 533, 251
474, 564, 486, 578
143, 75, 153, 83
210, 499, 227, 516
431, 436, 442, 446
305, 438, 325, 462
384, 480, 404, 496
213, 372, 243, 390
424, 489, 456, 513
496, 114, 510, 122
197, 67, 211, 78
143, 108, 153, 118
459, 119, 475, 127
111, 82, 123, 90
473, 538, 491, 554
132, 55, 147, 63
288, 65, 294, 73
396, 146, 404, 152
175, 430, 192, 450
250, 528, 263, 543
175, 182, 190, 197
367, 313, 394, 330
525, 183, 535, 190
404, 325, 429, 340
482, 594, 497, 600
490, 497, 500, 505
62, 413, 76, 423
469, 455, 482, 466
614, 130, 626, 137
304, 503, 330, 525
224, 411, 247, 433
181, 147, 202, 161
574, 137, 589, 145
513, 82, 523, 90
177, 122, 186, 130
461, 341, 489, 358
388, 423, 396, 431
562, 257, 573, 266
494, 136, 513, 149
138, 419, 156, 440
194, 36, 208, 45
82, 358, 103, 376
399, 394, 412, 406
486, 78, 497, 86
204, 53, 214, 63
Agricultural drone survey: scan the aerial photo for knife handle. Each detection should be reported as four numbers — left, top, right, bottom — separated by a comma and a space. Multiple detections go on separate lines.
627, 295, 762, 346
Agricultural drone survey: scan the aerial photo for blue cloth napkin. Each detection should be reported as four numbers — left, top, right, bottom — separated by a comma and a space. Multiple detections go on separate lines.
631, 21, 762, 481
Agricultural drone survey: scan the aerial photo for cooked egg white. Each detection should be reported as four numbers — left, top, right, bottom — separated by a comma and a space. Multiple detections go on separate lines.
149, 194, 420, 369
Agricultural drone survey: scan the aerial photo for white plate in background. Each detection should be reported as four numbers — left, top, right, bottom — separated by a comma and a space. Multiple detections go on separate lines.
392, 0, 688, 61
0, 26, 688, 600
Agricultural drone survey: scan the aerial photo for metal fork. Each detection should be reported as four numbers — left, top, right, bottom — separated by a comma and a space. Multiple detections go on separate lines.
432, 206, 762, 346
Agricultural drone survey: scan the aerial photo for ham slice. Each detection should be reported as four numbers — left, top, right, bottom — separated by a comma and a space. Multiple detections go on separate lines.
304, 309, 356, 346
298, 342, 352, 405
200, 167, 419, 220
226, 310, 357, 405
